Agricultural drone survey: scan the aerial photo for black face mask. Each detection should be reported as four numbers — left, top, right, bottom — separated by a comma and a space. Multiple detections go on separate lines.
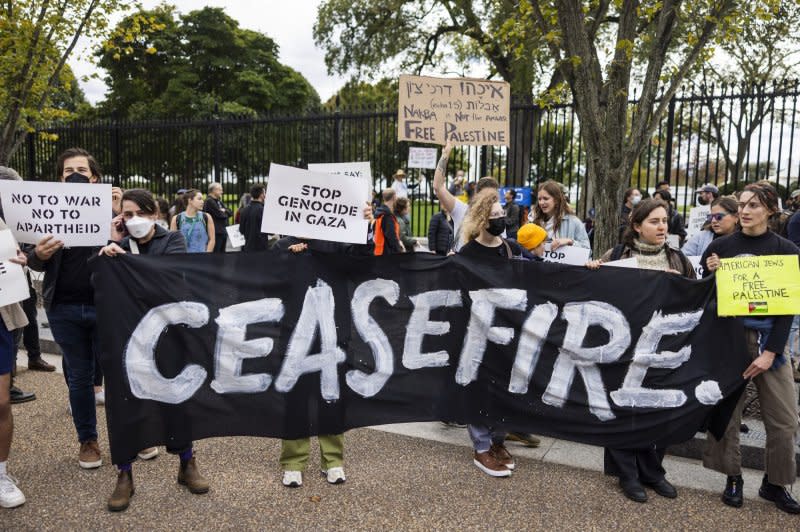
65, 172, 90, 183
487, 217, 505, 236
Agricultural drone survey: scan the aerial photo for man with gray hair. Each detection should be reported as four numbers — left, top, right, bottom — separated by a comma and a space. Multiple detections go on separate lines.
0, 167, 54, 407
203, 182, 232, 253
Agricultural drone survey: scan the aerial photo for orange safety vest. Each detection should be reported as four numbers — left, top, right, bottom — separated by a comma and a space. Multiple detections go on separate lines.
373, 213, 400, 256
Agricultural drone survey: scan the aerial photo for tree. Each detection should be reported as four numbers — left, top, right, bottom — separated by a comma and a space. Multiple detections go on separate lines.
96, 5, 320, 119
324, 78, 398, 109
0, 0, 132, 165
528, 0, 768, 254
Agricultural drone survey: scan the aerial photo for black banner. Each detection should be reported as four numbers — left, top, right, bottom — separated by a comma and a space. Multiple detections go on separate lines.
93, 251, 750, 464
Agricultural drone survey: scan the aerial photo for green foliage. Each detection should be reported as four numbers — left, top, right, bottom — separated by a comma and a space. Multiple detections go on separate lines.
96, 5, 320, 119
325, 78, 399, 109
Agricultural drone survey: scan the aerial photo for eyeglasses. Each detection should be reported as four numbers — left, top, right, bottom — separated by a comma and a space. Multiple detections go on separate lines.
705, 213, 731, 222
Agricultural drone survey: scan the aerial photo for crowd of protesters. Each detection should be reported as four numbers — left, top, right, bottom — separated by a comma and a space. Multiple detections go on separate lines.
0, 143, 799, 519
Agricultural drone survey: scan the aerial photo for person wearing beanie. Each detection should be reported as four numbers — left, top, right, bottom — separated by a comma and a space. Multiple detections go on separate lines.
515, 223, 547, 258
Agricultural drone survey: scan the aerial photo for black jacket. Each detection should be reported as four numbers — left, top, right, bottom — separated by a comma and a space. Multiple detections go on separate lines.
427, 211, 454, 255
374, 204, 403, 254
27, 245, 100, 311
272, 236, 373, 256
239, 201, 270, 252
120, 225, 186, 255
504, 201, 520, 234
204, 196, 231, 234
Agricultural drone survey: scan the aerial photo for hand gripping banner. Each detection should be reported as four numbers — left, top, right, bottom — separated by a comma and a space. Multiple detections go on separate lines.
92, 252, 749, 464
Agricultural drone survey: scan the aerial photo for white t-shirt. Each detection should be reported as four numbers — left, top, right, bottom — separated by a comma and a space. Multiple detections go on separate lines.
392, 180, 409, 199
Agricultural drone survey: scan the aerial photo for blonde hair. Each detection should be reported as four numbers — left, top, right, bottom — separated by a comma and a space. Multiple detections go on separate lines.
461, 188, 500, 243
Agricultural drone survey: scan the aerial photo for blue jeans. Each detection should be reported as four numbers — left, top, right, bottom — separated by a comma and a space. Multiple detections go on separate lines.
467, 424, 507, 453
47, 304, 98, 443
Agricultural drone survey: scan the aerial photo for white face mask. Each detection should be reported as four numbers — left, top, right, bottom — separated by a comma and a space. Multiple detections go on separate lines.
126, 216, 155, 239
631, 195, 642, 205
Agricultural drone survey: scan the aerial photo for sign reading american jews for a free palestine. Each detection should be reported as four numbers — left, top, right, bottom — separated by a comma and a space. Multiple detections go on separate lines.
93, 252, 748, 464
397, 74, 510, 146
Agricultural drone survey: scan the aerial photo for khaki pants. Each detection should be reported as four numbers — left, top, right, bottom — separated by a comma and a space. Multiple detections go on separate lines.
280, 434, 344, 472
703, 330, 799, 486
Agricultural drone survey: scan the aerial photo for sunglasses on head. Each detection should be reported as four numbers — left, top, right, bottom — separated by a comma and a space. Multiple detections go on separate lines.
706, 212, 730, 222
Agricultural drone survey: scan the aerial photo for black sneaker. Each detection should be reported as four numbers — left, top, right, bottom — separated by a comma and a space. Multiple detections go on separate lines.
759, 475, 800, 514
722, 475, 743, 508
9, 386, 35, 405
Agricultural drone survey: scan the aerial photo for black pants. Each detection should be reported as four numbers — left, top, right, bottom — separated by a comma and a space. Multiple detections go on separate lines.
213, 232, 227, 253
604, 446, 666, 483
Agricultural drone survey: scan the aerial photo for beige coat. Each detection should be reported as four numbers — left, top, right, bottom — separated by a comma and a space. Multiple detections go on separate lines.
0, 218, 29, 331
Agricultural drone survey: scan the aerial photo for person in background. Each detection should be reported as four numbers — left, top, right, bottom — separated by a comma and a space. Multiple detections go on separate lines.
239, 185, 269, 252
448, 170, 465, 197
532, 180, 590, 250
681, 196, 739, 258
655, 180, 671, 194
391, 169, 409, 199
100, 189, 208, 511
652, 189, 686, 246
168, 188, 187, 218
427, 205, 454, 256
514, 223, 547, 260
586, 198, 694, 503
701, 183, 800, 515
504, 189, 520, 241
155, 197, 171, 229
235, 192, 252, 224
394, 197, 416, 252
373, 189, 403, 255
171, 189, 215, 253
0, 219, 29, 509
203, 182, 232, 253
619, 188, 642, 242
696, 184, 720, 206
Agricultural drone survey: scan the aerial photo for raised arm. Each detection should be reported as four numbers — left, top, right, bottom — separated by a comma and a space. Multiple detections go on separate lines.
433, 142, 456, 213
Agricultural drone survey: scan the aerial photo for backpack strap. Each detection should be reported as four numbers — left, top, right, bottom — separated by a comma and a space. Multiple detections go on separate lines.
501, 238, 513, 259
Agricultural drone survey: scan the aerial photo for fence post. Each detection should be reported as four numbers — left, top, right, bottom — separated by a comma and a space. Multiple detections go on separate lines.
333, 95, 342, 163
113, 113, 121, 187
26, 132, 36, 179
213, 104, 222, 182
663, 95, 676, 184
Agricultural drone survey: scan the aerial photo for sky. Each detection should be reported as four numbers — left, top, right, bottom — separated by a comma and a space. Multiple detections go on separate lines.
71, 0, 348, 105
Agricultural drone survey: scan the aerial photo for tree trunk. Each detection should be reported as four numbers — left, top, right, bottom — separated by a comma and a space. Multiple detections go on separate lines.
591, 164, 626, 258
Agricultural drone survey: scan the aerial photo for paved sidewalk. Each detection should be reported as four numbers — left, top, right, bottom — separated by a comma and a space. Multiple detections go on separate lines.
4, 369, 798, 531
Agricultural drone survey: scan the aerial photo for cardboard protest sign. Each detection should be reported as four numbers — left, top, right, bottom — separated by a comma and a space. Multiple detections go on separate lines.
262, 164, 369, 244
0, 181, 111, 246
398, 75, 510, 146
715, 255, 800, 316
0, 229, 30, 307
226, 225, 246, 248
407, 147, 438, 169
541, 243, 591, 266
686, 205, 710, 237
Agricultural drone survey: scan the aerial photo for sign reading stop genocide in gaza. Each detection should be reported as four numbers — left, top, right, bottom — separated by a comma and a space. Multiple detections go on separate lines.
397, 75, 511, 146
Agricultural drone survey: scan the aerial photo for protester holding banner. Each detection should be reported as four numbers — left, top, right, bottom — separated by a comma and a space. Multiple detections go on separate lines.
532, 180, 590, 250
457, 188, 522, 476
26, 148, 109, 471
0, 217, 29, 509
170, 189, 215, 253
98, 188, 208, 512
618, 188, 642, 242
700, 182, 800, 515
586, 198, 695, 503
394, 197, 416, 252
681, 196, 739, 257
427, 206, 454, 255
514, 223, 547, 260
652, 190, 687, 247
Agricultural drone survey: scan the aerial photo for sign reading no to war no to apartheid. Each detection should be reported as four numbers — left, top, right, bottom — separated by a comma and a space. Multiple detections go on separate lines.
715, 255, 800, 316
0, 180, 112, 246
397, 75, 510, 146
262, 164, 370, 244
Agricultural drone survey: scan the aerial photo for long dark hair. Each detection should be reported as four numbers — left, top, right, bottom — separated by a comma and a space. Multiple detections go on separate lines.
621, 198, 669, 248
121, 189, 157, 216
702, 196, 738, 232
533, 180, 573, 235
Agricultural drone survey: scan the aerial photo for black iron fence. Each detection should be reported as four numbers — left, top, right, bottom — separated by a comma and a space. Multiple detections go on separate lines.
10, 81, 800, 237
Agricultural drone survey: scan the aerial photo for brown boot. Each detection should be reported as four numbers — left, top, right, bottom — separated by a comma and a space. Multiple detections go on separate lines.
107, 470, 134, 512
178, 457, 209, 494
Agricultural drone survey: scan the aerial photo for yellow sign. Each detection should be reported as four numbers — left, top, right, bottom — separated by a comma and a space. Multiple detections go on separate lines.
715, 255, 800, 316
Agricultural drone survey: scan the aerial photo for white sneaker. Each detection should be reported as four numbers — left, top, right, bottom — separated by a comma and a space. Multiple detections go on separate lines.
322, 466, 346, 484
0, 473, 26, 508
95, 390, 105, 406
137, 447, 159, 460
282, 470, 302, 488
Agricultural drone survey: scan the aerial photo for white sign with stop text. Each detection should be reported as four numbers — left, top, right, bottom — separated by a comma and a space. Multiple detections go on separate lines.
262, 164, 369, 244
0, 181, 112, 246
541, 243, 591, 266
